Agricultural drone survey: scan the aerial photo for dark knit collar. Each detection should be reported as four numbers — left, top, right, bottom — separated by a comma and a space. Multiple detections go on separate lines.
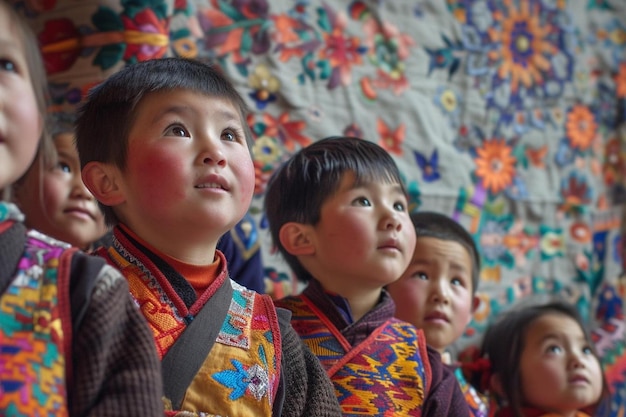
302, 278, 395, 346
115, 225, 198, 309
0, 220, 27, 294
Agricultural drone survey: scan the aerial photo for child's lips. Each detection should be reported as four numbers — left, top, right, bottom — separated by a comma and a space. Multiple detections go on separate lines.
569, 374, 589, 384
424, 311, 450, 323
64, 206, 96, 220
195, 174, 229, 191
378, 238, 400, 251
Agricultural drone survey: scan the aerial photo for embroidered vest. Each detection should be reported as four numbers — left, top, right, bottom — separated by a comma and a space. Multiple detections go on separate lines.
100, 237, 282, 417
276, 295, 430, 416
0, 230, 74, 417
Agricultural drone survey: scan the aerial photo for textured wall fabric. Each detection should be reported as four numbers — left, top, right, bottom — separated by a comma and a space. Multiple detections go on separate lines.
11, 0, 626, 413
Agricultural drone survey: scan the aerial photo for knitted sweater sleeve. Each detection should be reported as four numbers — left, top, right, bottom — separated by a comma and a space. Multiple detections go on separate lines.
422, 345, 471, 416
276, 308, 342, 417
69, 256, 164, 416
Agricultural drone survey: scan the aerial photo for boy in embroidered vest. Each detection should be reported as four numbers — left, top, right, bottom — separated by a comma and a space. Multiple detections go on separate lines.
0, 2, 163, 415
267, 136, 470, 416
386, 211, 488, 417
77, 57, 341, 417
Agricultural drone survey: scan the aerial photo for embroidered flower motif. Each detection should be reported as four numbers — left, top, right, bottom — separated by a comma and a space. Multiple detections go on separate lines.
414, 149, 441, 182
566, 105, 597, 151
503, 222, 538, 268
570, 221, 592, 244
377, 119, 405, 155
252, 135, 282, 165
253, 161, 273, 196
318, 12, 366, 88
474, 139, 516, 195
436, 87, 460, 115
212, 360, 252, 400
248, 64, 280, 109
262, 112, 311, 151
360, 16, 413, 95
488, 1, 554, 93
559, 172, 592, 214
121, 8, 169, 63
603, 138, 624, 185
38, 18, 81, 74
539, 225, 565, 260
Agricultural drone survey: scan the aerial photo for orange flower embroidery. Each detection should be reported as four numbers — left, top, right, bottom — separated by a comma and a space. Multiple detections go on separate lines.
488, 0, 555, 93
377, 119, 406, 155
566, 105, 597, 151
474, 139, 517, 194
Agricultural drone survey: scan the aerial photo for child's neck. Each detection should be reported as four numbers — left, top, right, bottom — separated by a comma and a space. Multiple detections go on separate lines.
119, 223, 216, 265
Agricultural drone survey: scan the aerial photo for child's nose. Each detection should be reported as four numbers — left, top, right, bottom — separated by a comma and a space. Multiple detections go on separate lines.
431, 279, 450, 303
198, 137, 226, 166
568, 351, 586, 369
381, 209, 402, 231
71, 175, 94, 200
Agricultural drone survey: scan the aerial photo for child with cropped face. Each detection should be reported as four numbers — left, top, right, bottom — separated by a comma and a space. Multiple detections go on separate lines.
387, 211, 480, 356
0, 2, 162, 414
387, 211, 486, 417
13, 131, 107, 250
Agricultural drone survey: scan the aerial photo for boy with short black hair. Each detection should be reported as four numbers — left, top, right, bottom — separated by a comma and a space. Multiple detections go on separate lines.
387, 210, 487, 416
77, 57, 341, 416
267, 136, 470, 416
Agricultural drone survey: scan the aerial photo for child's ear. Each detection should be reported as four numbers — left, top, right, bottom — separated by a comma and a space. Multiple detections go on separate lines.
279, 222, 315, 256
471, 295, 480, 312
82, 162, 126, 206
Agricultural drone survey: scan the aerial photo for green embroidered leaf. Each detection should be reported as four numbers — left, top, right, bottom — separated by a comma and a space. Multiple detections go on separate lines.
92, 6, 124, 32
93, 44, 125, 70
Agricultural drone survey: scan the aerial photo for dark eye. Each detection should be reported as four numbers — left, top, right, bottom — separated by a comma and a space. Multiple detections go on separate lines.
164, 124, 189, 137
393, 201, 405, 211
547, 345, 562, 354
353, 197, 371, 207
222, 130, 236, 142
414, 272, 428, 280
57, 161, 71, 173
0, 58, 17, 73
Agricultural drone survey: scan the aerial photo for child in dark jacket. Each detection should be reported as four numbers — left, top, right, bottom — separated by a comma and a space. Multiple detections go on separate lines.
77, 57, 341, 417
267, 136, 470, 416
387, 211, 488, 416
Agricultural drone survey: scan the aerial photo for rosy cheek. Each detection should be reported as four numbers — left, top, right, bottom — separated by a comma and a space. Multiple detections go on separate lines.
127, 144, 187, 202
236, 157, 256, 205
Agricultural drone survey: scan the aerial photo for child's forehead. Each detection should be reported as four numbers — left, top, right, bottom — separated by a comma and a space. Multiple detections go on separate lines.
525, 312, 584, 342
135, 89, 243, 120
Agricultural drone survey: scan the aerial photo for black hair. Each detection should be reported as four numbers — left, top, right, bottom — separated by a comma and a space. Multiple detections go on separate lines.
264, 136, 406, 282
75, 57, 252, 225
410, 211, 480, 295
